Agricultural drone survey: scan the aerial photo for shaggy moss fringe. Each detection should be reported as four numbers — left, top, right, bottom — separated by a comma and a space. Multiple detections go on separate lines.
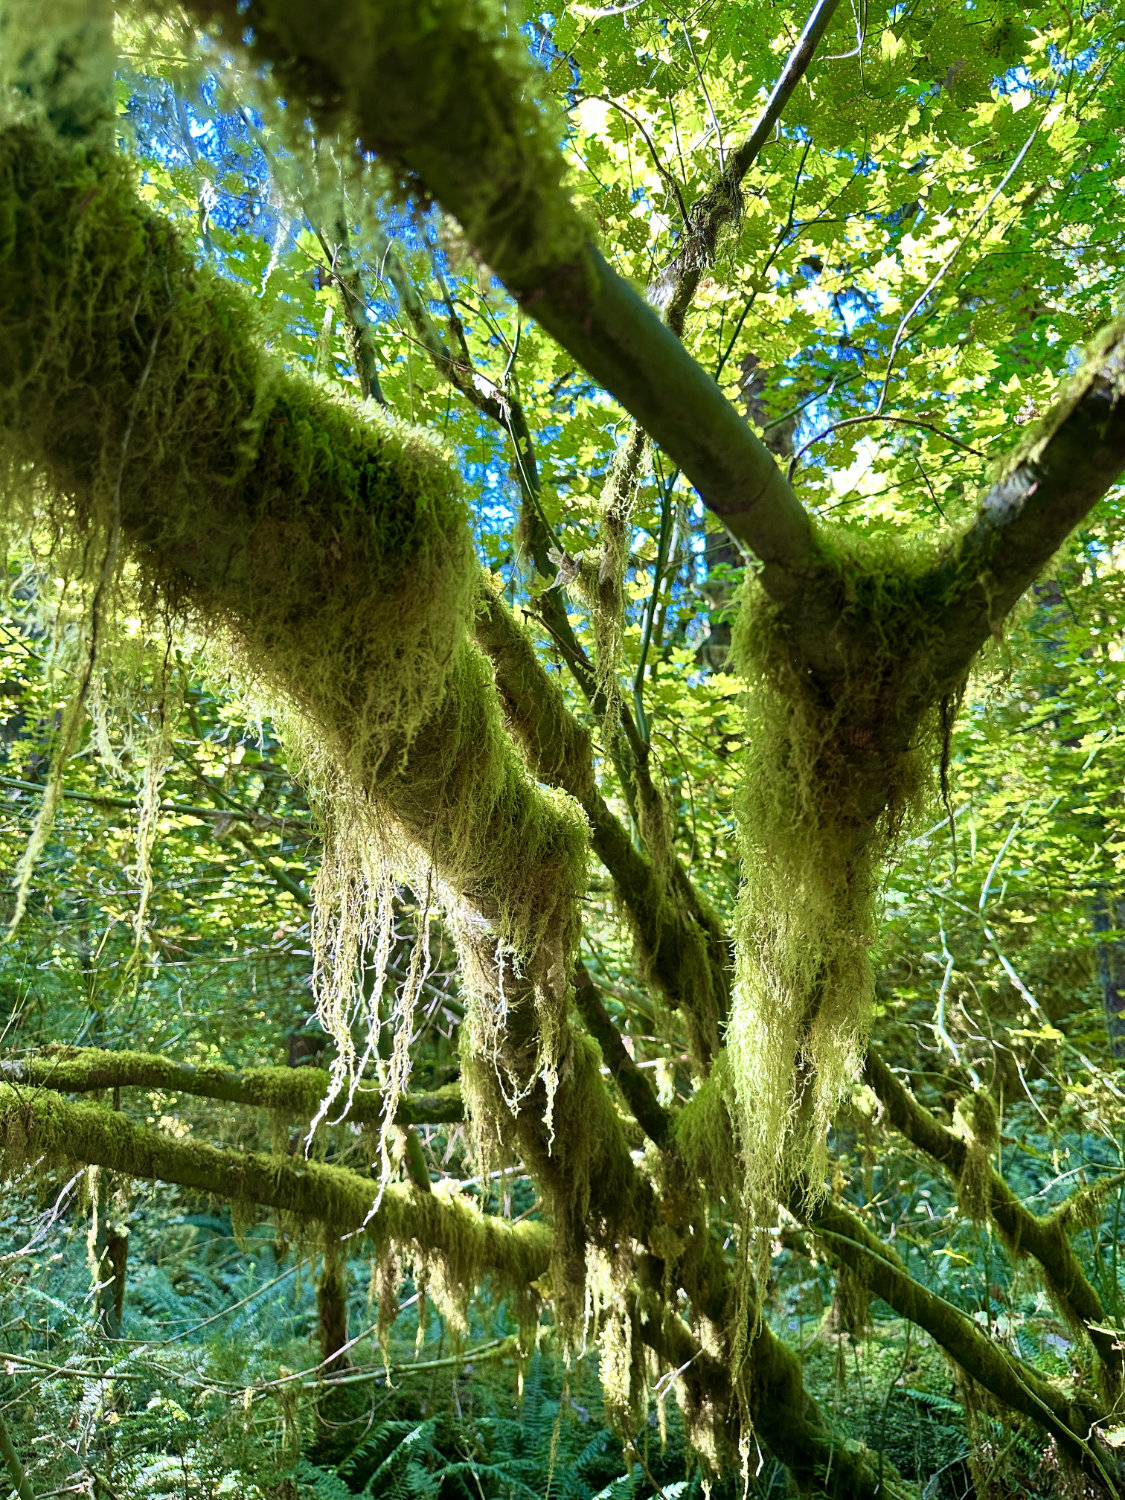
0, 1081, 549, 1340
729, 533, 943, 1217
0, 119, 591, 1141
954, 1090, 999, 1223
461, 1028, 642, 1338
0, 119, 475, 946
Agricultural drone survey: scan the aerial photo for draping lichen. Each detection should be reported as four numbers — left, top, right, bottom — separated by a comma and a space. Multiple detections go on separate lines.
729, 533, 945, 1220
0, 115, 592, 1146
461, 1027, 640, 1338
674, 1057, 738, 1204
0, 113, 600, 1336
0, 116, 474, 929
953, 1090, 999, 1223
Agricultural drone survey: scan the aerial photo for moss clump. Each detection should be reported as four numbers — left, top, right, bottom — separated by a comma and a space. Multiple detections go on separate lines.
0, 125, 474, 753
729, 533, 945, 1215
674, 1058, 738, 1204
461, 1027, 643, 1340
0, 118, 478, 946
0, 119, 591, 1129
953, 1091, 999, 1223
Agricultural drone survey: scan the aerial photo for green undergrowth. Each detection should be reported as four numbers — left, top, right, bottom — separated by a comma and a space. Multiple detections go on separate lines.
798, 1321, 970, 1497
0, 1168, 720, 1500
728, 532, 949, 1223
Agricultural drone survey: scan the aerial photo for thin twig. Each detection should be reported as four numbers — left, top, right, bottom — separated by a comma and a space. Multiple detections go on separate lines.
789, 119, 1044, 480
577, 95, 688, 224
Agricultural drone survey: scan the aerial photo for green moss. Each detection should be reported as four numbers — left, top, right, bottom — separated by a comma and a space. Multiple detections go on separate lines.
475, 580, 597, 804
0, 119, 476, 941
729, 532, 947, 1215
462, 1027, 643, 1340
381, 642, 588, 1001
582, 431, 647, 724
674, 1059, 737, 1203
0, 126, 474, 748
0, 1082, 553, 1331
953, 1091, 999, 1223
0, 120, 591, 1141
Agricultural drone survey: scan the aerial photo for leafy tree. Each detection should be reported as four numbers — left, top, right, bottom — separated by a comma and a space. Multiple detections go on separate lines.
3, 1, 1125, 1496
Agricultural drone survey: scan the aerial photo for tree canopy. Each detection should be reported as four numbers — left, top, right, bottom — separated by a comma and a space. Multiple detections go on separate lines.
3, 2, 1125, 1497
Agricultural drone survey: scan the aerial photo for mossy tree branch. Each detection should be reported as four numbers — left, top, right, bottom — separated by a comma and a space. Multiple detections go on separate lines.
0, 1085, 552, 1298
865, 1047, 1123, 1384
572, 963, 673, 1151
652, 0, 844, 338
168, 0, 820, 607
457, 953, 910, 1492
0, 1047, 464, 1127
789, 1185, 1116, 1486
476, 583, 729, 1066
920, 317, 1125, 699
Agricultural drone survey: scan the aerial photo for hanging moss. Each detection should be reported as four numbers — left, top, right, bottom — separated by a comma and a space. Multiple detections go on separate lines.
729, 532, 947, 1217
0, 117, 476, 944
461, 1026, 645, 1339
674, 1059, 738, 1204
0, 118, 593, 1136
582, 429, 648, 724
831, 1261, 872, 1340
0, 1082, 553, 1331
953, 1090, 999, 1223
